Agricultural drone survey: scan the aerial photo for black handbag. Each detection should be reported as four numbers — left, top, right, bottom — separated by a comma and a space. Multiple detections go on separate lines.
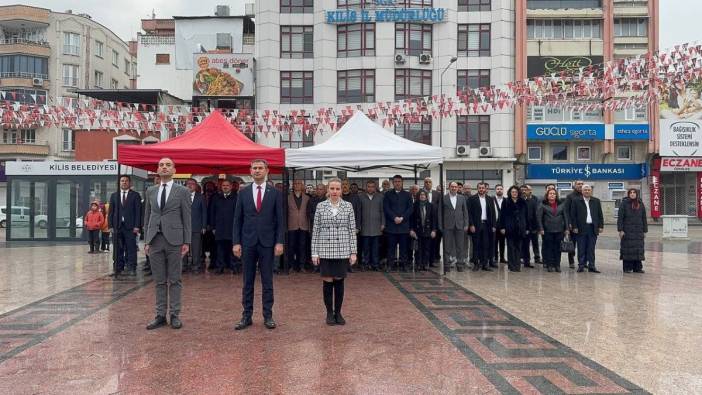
560, 234, 575, 253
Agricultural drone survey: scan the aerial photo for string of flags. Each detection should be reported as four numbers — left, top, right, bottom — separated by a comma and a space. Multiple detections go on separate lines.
1, 42, 701, 138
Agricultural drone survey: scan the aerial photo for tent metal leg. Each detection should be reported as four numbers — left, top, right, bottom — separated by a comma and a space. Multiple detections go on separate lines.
439, 163, 445, 277
281, 168, 290, 275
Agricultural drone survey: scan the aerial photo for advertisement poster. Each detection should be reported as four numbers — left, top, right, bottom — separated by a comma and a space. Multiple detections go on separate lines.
698, 172, 702, 219
659, 77, 702, 156
192, 54, 254, 97
527, 56, 604, 78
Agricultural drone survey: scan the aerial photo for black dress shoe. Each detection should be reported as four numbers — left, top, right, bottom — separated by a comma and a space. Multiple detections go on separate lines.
500, 259, 508, 264
471, 264, 479, 272
634, 269, 645, 273
569, 263, 575, 269
264, 318, 277, 329
524, 264, 535, 268
127, 270, 137, 276
481, 266, 493, 272
555, 267, 561, 273
326, 312, 336, 326
624, 269, 633, 273
216, 268, 225, 275
489, 263, 498, 268
588, 268, 601, 273
170, 315, 182, 329
146, 316, 167, 330
577, 267, 585, 273
144, 270, 152, 276
234, 318, 253, 330
547, 267, 553, 272
334, 312, 346, 325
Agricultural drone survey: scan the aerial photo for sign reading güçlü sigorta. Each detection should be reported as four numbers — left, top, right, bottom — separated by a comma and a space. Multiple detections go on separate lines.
527, 124, 605, 140
325, 0, 446, 24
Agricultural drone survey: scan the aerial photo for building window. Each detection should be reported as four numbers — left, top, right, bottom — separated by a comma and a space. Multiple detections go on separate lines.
280, 129, 313, 149
615, 106, 648, 122
62, 64, 79, 87
457, 69, 490, 94
0, 88, 47, 105
95, 40, 104, 58
111, 78, 119, 89
458, 0, 491, 11
576, 146, 591, 161
124, 59, 130, 76
62, 129, 74, 151
527, 0, 602, 9
396, 0, 433, 7
528, 105, 602, 122
155, 54, 170, 64
337, 0, 373, 8
337, 24, 375, 57
2, 128, 35, 144
281, 0, 313, 13
112, 50, 119, 67
395, 24, 432, 56
457, 115, 490, 148
458, 24, 491, 57
395, 69, 432, 100
447, 169, 503, 186
280, 71, 313, 104
338, 69, 375, 103
528, 145, 542, 161
616, 145, 632, 161
63, 32, 80, 56
614, 18, 648, 37
280, 26, 313, 59
394, 120, 432, 145
94, 71, 104, 88
551, 144, 568, 161
527, 19, 602, 39
0, 55, 49, 79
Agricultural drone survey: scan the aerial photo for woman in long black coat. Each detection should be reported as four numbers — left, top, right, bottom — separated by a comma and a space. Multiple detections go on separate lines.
410, 190, 437, 271
498, 186, 529, 272
617, 189, 648, 273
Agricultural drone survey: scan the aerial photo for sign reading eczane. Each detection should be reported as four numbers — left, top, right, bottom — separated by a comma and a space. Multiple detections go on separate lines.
325, 0, 445, 24
527, 124, 605, 140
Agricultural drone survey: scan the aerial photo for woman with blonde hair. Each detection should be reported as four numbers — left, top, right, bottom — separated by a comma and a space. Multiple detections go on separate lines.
311, 178, 358, 325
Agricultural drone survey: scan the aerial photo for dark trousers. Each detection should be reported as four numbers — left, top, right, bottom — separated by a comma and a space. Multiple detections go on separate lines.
542, 232, 563, 269
183, 231, 203, 271
432, 230, 442, 262
568, 233, 578, 264
88, 230, 100, 251
242, 243, 274, 319
386, 233, 408, 268
521, 231, 541, 263
101, 231, 110, 250
216, 239, 234, 270
417, 236, 433, 268
115, 227, 137, 272
507, 236, 523, 271
472, 224, 492, 267
577, 225, 598, 269
286, 230, 309, 271
361, 235, 381, 268
203, 230, 217, 266
495, 231, 506, 262
623, 260, 643, 271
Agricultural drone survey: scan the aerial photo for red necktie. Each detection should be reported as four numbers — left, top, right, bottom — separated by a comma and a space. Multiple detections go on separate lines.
256, 186, 262, 213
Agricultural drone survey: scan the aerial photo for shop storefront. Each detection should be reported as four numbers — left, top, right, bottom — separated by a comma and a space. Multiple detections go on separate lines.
650, 158, 702, 219
4, 161, 147, 241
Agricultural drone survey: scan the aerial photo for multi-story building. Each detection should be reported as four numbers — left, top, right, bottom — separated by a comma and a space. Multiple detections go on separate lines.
256, 0, 516, 187
0, 4, 135, 207
515, 0, 659, 214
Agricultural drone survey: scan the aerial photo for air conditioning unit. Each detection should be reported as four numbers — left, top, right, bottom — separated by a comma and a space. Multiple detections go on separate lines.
32, 77, 44, 86
456, 145, 470, 156
479, 146, 493, 157
419, 53, 432, 64
394, 53, 406, 64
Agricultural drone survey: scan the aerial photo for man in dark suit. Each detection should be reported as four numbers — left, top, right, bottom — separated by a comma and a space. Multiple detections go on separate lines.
184, 178, 207, 274
383, 175, 413, 272
570, 184, 604, 273
109, 175, 142, 276
493, 184, 507, 264
467, 182, 497, 271
210, 179, 239, 274
564, 180, 584, 268
422, 177, 442, 266
143, 157, 191, 330
232, 159, 285, 330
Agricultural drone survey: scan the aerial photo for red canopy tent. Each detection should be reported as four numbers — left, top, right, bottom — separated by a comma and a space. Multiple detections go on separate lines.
117, 111, 285, 174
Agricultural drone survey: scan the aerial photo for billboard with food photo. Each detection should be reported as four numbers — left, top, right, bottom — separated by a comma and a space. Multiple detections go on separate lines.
192, 54, 253, 97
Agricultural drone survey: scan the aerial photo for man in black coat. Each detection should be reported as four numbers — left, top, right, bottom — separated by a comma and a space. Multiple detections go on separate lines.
183, 178, 207, 274
109, 175, 142, 276
521, 185, 540, 267
467, 182, 497, 271
493, 184, 507, 264
383, 175, 413, 272
209, 179, 239, 274
563, 180, 584, 268
422, 177, 442, 266
570, 184, 604, 273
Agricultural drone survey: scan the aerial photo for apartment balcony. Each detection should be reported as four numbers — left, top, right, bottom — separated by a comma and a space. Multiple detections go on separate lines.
243, 34, 255, 46
0, 38, 50, 57
0, 72, 49, 89
0, 5, 50, 25
613, 0, 649, 17
0, 140, 50, 156
138, 34, 175, 46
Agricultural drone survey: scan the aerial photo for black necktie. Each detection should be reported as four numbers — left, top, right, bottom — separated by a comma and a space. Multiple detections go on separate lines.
160, 184, 167, 209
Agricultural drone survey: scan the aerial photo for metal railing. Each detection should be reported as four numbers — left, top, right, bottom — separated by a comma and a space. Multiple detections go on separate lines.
0, 72, 48, 80
0, 38, 50, 47
243, 34, 255, 45
0, 139, 48, 146
138, 35, 175, 45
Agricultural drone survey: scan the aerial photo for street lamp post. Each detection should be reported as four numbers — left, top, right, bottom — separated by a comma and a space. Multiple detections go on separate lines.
438, 56, 457, 277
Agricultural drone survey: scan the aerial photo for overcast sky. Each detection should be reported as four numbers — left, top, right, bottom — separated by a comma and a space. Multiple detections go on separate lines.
22, 0, 696, 49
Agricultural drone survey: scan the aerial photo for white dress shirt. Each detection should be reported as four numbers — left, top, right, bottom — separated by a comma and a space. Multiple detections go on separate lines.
584, 197, 593, 224
252, 181, 266, 204
159, 180, 174, 208
449, 194, 457, 210
190, 191, 195, 203
425, 189, 433, 203
479, 195, 487, 220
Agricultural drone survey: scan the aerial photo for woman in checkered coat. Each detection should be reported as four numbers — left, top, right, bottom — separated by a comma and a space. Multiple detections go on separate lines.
311, 178, 358, 326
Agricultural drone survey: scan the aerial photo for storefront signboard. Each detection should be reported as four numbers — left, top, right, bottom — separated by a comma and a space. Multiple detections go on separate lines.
527, 124, 605, 140
527, 163, 647, 181
614, 124, 650, 140
325, 0, 445, 24
650, 159, 662, 218
660, 157, 702, 172
698, 172, 702, 219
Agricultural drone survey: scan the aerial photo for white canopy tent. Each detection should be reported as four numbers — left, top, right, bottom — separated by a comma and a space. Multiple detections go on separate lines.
285, 111, 443, 170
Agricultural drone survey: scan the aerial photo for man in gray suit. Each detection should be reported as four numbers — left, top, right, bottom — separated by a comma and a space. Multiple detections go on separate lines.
439, 182, 470, 272
144, 157, 192, 330
359, 180, 384, 271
